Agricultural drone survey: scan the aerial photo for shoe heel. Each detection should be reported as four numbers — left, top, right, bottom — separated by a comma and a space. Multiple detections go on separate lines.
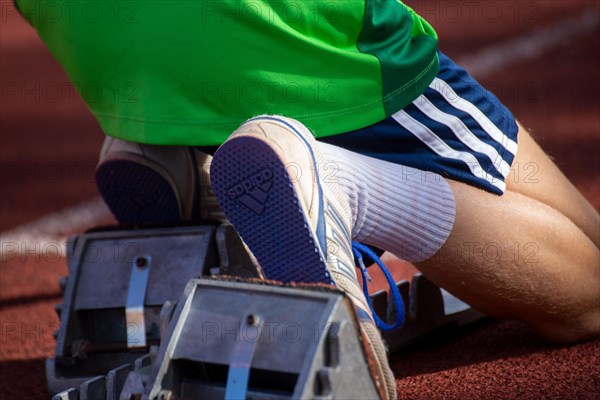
96, 160, 181, 224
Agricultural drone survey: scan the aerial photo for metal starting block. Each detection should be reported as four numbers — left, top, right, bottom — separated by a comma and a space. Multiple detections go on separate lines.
49, 223, 484, 399
371, 274, 484, 352
47, 224, 260, 395
134, 278, 381, 399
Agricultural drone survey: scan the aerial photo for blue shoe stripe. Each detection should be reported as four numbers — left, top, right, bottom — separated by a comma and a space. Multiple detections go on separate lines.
334, 258, 358, 282
331, 230, 353, 265
327, 204, 351, 243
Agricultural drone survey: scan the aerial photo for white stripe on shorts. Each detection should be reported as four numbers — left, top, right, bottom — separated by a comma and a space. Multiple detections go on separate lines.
412, 95, 511, 178
391, 109, 507, 193
429, 77, 519, 156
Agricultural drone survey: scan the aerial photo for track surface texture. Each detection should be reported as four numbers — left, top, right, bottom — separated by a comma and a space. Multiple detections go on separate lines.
1, 1, 599, 399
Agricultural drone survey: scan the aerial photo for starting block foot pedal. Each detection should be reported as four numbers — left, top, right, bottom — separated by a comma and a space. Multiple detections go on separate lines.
47, 223, 263, 395
137, 277, 382, 399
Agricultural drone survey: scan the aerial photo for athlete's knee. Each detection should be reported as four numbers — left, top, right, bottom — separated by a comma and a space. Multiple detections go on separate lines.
532, 308, 600, 344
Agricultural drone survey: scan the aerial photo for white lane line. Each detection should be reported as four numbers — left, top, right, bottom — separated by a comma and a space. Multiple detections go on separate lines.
1, 7, 598, 260
0, 197, 112, 259
458, 9, 599, 79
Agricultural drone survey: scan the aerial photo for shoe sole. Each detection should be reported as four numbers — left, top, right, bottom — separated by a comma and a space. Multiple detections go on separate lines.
96, 160, 181, 224
211, 135, 334, 285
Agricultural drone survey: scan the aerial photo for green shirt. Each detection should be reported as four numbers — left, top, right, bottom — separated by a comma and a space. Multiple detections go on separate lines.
16, 0, 439, 145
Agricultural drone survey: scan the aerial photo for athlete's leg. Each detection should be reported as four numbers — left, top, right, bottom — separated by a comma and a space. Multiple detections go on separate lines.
415, 134, 600, 342
318, 48, 600, 342
322, 136, 599, 343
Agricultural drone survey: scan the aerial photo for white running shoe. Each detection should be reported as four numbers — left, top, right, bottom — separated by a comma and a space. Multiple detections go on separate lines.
210, 115, 397, 400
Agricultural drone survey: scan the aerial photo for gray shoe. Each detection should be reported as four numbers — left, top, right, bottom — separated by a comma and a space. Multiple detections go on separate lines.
96, 137, 224, 224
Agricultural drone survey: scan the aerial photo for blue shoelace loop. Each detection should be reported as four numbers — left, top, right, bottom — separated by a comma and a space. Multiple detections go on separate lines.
352, 241, 405, 331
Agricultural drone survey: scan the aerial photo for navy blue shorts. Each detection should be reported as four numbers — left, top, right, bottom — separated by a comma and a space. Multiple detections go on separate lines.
320, 51, 519, 195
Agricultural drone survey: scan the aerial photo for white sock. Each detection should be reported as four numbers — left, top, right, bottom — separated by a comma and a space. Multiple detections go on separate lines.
318, 141, 456, 263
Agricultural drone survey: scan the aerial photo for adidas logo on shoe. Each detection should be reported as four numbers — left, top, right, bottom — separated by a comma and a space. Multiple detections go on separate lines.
227, 169, 273, 215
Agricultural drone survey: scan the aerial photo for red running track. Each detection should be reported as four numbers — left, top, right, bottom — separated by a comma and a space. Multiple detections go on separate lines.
1, 1, 599, 398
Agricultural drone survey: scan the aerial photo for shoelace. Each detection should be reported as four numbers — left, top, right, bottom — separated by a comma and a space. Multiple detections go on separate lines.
352, 241, 405, 331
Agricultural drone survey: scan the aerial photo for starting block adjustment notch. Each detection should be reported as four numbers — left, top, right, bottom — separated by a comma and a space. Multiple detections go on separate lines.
224, 313, 265, 400
126, 256, 152, 349
47, 225, 219, 395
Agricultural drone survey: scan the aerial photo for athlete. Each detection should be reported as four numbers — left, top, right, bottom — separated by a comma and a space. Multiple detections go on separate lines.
16, 1, 600, 399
